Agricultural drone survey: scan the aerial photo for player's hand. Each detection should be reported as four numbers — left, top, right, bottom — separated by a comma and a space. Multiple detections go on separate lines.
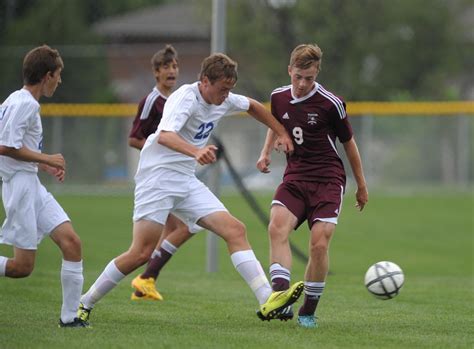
52, 168, 66, 182
40, 164, 66, 182
274, 133, 294, 155
195, 145, 218, 165
355, 185, 368, 211
46, 153, 65, 170
256, 154, 271, 173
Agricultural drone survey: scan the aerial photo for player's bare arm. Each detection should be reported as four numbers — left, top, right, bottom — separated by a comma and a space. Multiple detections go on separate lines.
256, 128, 277, 173
247, 98, 294, 154
128, 137, 146, 150
343, 137, 368, 211
0, 145, 65, 170
158, 130, 217, 165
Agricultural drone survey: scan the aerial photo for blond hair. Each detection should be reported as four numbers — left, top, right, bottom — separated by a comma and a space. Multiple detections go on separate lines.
289, 44, 323, 71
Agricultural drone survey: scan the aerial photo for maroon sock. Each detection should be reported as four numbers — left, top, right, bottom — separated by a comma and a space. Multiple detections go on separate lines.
271, 277, 290, 291
141, 248, 172, 279
134, 248, 172, 296
298, 294, 319, 316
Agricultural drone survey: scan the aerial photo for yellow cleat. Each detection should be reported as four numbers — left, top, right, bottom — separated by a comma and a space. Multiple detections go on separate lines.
131, 275, 163, 301
259, 281, 304, 319
77, 303, 92, 324
131, 291, 164, 301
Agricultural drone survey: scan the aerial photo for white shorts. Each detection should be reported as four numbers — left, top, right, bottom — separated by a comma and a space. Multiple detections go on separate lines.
0, 172, 70, 250
133, 168, 227, 233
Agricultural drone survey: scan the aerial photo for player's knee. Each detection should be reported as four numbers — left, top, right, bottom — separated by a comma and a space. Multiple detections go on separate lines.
268, 222, 288, 242
230, 220, 246, 240
223, 219, 247, 246
60, 233, 82, 258
134, 247, 155, 266
309, 242, 328, 257
67, 234, 82, 251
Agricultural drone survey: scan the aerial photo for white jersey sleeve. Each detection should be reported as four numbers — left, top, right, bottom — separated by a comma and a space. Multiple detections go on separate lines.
0, 98, 37, 149
0, 89, 42, 180
224, 93, 250, 115
158, 87, 196, 133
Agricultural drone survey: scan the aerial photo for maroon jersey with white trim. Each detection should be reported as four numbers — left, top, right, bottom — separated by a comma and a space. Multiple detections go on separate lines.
129, 87, 167, 140
271, 83, 353, 186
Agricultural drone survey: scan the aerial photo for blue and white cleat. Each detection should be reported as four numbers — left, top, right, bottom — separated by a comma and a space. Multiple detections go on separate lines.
297, 315, 318, 328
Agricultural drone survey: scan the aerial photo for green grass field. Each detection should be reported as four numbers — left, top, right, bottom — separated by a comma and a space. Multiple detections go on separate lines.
0, 190, 472, 348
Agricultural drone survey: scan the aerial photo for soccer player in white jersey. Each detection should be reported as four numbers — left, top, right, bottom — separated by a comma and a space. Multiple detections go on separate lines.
0, 45, 88, 328
128, 44, 196, 301
78, 53, 304, 323
257, 44, 369, 328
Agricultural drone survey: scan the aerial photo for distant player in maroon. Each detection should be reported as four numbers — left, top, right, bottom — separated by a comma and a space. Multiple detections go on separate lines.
129, 45, 178, 150
257, 44, 368, 328
128, 90, 166, 149
128, 45, 195, 301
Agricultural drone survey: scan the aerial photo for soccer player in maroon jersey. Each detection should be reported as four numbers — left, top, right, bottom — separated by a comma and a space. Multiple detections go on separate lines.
256, 44, 369, 328
128, 44, 195, 301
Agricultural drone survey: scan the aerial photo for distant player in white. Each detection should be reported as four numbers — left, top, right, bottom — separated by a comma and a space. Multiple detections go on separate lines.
0, 45, 88, 328
79, 53, 304, 323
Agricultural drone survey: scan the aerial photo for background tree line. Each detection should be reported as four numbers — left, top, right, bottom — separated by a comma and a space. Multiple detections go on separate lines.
0, 0, 472, 102
0, 0, 472, 186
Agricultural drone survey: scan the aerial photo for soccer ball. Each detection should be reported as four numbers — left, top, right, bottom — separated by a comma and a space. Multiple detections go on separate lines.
364, 261, 404, 300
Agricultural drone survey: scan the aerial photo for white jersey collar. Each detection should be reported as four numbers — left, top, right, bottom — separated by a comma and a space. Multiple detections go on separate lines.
193, 81, 211, 106
290, 83, 319, 104
153, 86, 167, 100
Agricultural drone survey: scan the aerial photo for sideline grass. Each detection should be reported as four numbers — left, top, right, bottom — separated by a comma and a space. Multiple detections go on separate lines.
0, 191, 472, 348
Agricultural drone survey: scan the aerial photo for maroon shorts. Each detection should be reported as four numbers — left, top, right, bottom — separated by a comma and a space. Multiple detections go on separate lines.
272, 181, 344, 230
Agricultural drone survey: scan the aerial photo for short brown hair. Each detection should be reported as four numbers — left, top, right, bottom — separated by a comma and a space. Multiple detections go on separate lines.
23, 45, 64, 85
289, 44, 323, 70
151, 44, 178, 71
199, 53, 238, 84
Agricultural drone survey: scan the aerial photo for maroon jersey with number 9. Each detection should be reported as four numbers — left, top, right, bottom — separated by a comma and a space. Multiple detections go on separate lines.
271, 83, 353, 187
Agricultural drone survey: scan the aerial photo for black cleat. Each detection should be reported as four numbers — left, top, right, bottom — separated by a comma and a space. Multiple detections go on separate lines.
58, 317, 89, 328
256, 305, 294, 321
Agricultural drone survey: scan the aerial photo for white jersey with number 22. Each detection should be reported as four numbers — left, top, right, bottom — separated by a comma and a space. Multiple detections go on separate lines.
135, 82, 249, 180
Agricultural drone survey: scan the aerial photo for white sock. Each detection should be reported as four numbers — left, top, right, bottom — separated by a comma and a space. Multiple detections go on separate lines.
161, 239, 178, 255
305, 281, 326, 299
80, 259, 125, 309
231, 250, 272, 305
150, 240, 177, 259
0, 256, 8, 276
60, 260, 84, 323
269, 263, 291, 283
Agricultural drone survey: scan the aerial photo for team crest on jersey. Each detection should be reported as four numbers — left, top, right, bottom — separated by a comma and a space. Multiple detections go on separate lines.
307, 113, 318, 125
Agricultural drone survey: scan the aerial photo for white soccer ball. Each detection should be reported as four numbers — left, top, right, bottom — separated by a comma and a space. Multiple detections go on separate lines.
364, 261, 404, 300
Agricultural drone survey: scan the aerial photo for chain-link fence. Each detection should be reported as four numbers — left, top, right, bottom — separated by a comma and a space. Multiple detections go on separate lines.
35, 107, 473, 194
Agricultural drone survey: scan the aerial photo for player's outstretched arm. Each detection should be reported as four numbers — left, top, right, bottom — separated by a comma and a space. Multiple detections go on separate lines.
256, 128, 276, 173
343, 137, 368, 211
0, 145, 65, 170
246, 98, 294, 154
